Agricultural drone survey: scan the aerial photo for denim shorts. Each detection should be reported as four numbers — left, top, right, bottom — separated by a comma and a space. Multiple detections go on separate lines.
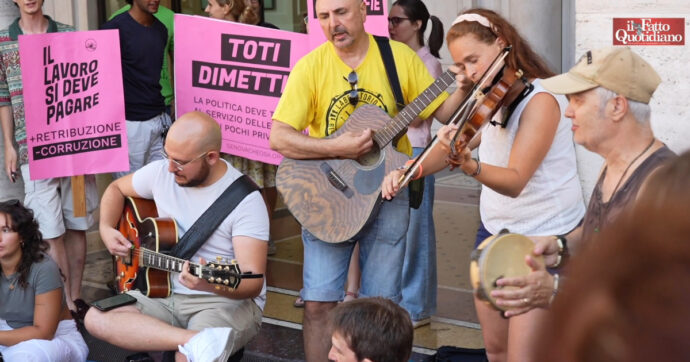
301, 191, 410, 302
474, 221, 493, 248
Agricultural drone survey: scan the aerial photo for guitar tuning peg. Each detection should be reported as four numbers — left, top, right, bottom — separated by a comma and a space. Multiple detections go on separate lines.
216, 256, 222, 262
224, 266, 229, 271
223, 279, 229, 285
208, 277, 215, 283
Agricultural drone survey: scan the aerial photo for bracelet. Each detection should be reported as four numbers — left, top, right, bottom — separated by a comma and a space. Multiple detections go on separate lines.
465, 158, 481, 177
405, 159, 424, 180
548, 273, 559, 306
550, 235, 569, 268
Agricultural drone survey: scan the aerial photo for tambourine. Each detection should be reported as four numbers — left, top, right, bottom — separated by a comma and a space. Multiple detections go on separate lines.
469, 231, 543, 311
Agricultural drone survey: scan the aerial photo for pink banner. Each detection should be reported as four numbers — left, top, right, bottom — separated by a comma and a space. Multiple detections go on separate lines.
19, 30, 128, 180
175, 15, 310, 165
307, 0, 389, 47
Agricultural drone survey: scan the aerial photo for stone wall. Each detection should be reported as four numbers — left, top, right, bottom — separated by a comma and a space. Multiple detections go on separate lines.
574, 0, 690, 196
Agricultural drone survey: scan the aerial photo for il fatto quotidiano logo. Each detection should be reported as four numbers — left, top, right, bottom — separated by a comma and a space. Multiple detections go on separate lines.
613, 18, 685, 46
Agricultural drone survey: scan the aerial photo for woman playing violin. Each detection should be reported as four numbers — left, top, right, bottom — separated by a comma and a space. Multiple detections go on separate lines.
382, 9, 585, 362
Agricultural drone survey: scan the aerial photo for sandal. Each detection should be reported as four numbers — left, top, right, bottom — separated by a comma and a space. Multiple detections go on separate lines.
72, 298, 90, 323
293, 297, 305, 308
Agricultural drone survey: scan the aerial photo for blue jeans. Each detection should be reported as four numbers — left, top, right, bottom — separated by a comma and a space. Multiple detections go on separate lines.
401, 147, 437, 321
301, 190, 410, 302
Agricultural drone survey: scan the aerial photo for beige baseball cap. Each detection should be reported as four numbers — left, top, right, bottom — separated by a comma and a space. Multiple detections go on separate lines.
541, 46, 661, 104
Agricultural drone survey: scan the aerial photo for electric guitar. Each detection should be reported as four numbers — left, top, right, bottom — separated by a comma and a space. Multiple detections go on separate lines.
276, 70, 456, 243
115, 197, 258, 297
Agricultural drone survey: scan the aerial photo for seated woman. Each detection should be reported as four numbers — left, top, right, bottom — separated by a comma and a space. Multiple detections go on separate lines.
0, 200, 88, 361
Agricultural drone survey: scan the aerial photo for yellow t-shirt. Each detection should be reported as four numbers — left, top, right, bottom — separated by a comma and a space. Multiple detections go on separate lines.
273, 34, 448, 156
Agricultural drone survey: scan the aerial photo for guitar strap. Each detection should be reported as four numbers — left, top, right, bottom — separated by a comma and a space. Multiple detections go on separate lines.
168, 175, 259, 261
374, 35, 406, 113
374, 35, 424, 209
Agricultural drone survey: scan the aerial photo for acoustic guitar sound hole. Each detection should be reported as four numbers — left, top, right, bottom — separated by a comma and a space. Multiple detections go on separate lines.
357, 143, 381, 167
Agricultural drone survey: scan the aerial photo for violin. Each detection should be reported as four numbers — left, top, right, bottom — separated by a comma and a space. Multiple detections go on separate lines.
398, 46, 532, 186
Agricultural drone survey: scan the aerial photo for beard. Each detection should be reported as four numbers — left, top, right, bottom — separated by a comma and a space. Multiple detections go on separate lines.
176, 162, 210, 187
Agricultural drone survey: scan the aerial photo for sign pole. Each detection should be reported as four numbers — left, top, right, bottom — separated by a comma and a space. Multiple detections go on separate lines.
71, 175, 86, 217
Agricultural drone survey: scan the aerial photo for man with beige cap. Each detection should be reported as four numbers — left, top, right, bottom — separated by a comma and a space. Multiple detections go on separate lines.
489, 46, 676, 315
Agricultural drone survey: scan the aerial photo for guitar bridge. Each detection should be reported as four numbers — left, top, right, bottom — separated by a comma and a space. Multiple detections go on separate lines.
320, 162, 354, 198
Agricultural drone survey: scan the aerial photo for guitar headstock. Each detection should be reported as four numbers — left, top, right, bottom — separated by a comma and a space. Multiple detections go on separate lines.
200, 258, 241, 290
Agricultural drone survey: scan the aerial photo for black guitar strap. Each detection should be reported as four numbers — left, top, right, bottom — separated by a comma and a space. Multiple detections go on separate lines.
374, 35, 406, 112
168, 175, 259, 261
374, 35, 426, 209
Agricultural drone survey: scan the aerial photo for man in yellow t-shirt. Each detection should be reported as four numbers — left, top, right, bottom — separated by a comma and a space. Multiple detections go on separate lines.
270, 1, 463, 360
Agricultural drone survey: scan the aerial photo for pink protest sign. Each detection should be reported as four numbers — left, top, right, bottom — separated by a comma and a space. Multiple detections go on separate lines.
175, 14, 310, 165
19, 30, 128, 180
307, 0, 388, 47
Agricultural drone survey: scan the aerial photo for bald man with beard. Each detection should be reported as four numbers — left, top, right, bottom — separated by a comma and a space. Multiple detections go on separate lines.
85, 111, 269, 361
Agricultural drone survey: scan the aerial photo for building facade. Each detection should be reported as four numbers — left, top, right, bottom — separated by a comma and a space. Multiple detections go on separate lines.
31, 0, 690, 198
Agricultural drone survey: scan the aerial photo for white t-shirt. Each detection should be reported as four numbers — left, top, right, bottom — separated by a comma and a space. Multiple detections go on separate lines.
132, 160, 269, 309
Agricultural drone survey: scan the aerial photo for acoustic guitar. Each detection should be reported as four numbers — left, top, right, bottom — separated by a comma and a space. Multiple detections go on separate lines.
276, 70, 457, 243
115, 197, 248, 297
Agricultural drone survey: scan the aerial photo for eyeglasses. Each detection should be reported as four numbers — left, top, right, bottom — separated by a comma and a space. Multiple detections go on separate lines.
160, 150, 209, 171
387, 16, 410, 27
346, 71, 358, 106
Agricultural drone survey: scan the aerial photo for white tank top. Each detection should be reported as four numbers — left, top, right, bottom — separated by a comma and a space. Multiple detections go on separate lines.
478, 79, 585, 235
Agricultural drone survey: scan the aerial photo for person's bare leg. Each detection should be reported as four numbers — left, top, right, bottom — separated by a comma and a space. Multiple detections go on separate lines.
263, 187, 278, 254
303, 301, 337, 362
45, 234, 76, 311
84, 305, 196, 351
474, 295, 509, 362
64, 229, 86, 303
262, 187, 278, 221
344, 245, 360, 301
506, 307, 550, 361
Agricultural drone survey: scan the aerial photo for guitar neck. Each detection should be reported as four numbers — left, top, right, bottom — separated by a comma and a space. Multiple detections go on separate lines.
373, 69, 456, 146
139, 248, 203, 277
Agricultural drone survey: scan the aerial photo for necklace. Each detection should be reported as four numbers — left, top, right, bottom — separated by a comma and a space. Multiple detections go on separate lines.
3, 273, 17, 290
595, 138, 656, 232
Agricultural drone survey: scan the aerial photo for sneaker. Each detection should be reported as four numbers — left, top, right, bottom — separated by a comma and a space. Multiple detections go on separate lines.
178, 327, 232, 362
267, 240, 277, 256
412, 318, 431, 328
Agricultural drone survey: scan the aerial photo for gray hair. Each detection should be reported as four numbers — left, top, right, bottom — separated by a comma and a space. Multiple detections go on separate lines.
595, 87, 650, 125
